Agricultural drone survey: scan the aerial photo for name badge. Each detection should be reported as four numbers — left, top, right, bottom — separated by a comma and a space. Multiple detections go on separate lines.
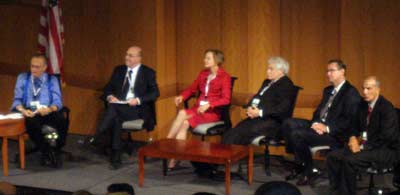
30, 101, 40, 111
200, 100, 209, 106
251, 98, 260, 107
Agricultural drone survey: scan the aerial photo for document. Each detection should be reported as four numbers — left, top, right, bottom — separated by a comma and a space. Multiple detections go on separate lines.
0, 113, 24, 120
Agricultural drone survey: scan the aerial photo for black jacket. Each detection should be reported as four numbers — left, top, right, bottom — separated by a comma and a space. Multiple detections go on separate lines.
351, 96, 400, 150
312, 81, 361, 140
246, 76, 297, 122
101, 65, 160, 130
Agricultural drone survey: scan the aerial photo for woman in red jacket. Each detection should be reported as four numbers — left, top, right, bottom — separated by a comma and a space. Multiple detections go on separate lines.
167, 49, 232, 169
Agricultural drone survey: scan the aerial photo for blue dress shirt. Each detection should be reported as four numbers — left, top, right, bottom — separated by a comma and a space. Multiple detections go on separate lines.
11, 72, 63, 111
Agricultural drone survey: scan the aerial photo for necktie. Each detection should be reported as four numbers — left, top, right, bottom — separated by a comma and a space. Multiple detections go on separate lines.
33, 77, 42, 100
367, 106, 372, 125
34, 77, 42, 89
128, 70, 132, 81
361, 105, 373, 148
121, 70, 133, 100
319, 89, 337, 121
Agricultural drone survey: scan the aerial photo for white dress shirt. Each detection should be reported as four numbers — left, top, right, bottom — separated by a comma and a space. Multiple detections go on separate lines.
125, 64, 141, 100
321, 80, 346, 133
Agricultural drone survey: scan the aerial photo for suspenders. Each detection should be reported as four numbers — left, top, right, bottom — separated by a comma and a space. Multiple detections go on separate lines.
22, 73, 53, 108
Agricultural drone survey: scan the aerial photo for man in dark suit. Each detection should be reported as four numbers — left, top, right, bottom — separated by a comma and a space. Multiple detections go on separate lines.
92, 46, 159, 169
222, 57, 297, 145
327, 76, 400, 195
282, 59, 361, 185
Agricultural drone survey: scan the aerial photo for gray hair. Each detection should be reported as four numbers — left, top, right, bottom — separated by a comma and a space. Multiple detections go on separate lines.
267, 57, 290, 75
365, 76, 381, 88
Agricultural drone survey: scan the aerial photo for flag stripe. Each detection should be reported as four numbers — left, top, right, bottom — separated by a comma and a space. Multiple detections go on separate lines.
37, 0, 64, 79
49, 10, 63, 72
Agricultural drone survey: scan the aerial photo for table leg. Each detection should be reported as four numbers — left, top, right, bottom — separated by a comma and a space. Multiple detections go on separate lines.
19, 135, 25, 169
2, 137, 8, 176
248, 146, 254, 185
225, 160, 231, 195
138, 150, 144, 187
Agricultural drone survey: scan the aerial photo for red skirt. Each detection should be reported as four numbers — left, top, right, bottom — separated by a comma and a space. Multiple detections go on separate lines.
185, 106, 221, 128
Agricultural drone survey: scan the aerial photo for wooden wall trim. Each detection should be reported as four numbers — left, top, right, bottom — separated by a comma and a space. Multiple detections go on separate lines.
0, 61, 177, 99
0, 61, 105, 90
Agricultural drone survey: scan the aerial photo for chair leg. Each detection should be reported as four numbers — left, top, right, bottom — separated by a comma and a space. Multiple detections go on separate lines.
368, 174, 375, 195
18, 135, 25, 169
162, 159, 167, 176
264, 146, 271, 176
125, 132, 135, 155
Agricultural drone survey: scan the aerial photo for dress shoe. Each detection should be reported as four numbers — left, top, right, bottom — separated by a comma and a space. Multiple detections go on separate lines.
40, 153, 51, 167
296, 169, 322, 186
109, 161, 122, 170
285, 165, 304, 181
109, 150, 122, 170
393, 171, 400, 188
85, 136, 98, 147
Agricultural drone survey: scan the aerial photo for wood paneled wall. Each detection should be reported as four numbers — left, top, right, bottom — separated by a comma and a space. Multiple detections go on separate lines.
0, 0, 399, 138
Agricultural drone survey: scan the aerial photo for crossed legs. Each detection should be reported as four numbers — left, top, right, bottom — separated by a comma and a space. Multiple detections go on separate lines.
166, 109, 192, 168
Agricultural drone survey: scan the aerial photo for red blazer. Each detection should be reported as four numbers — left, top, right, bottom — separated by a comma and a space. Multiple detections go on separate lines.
181, 68, 231, 109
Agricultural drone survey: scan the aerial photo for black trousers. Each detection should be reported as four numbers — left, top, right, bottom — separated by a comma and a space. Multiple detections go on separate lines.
327, 147, 400, 195
222, 117, 280, 145
282, 118, 341, 176
96, 103, 140, 150
25, 111, 67, 152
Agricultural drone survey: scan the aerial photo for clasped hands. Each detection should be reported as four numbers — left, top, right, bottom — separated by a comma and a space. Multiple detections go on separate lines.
311, 123, 361, 153
246, 106, 260, 119
174, 96, 210, 114
21, 107, 52, 117
311, 122, 328, 135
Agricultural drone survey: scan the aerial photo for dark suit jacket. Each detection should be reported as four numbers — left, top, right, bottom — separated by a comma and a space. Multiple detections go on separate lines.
101, 64, 160, 130
351, 96, 400, 150
312, 81, 361, 141
246, 76, 297, 122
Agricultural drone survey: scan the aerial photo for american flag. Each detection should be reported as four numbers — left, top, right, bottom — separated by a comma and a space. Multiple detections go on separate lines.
38, 0, 64, 78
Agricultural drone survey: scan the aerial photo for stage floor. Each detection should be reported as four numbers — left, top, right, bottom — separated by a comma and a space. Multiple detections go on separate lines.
0, 135, 396, 195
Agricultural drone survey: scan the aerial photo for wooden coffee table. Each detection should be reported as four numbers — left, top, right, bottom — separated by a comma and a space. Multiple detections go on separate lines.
0, 118, 26, 176
138, 139, 253, 195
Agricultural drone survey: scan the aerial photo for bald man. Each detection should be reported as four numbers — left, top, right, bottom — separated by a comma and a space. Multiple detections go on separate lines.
92, 46, 159, 170
327, 76, 400, 195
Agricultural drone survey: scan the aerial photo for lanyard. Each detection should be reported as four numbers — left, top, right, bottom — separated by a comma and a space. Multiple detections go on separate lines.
31, 76, 43, 98
204, 73, 216, 97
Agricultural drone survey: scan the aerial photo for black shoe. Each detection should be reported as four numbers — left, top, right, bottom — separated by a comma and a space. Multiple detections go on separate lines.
40, 152, 52, 167
296, 175, 311, 186
296, 170, 322, 186
285, 165, 304, 181
109, 150, 122, 170
109, 161, 122, 170
49, 150, 63, 168
85, 136, 98, 147
393, 171, 400, 188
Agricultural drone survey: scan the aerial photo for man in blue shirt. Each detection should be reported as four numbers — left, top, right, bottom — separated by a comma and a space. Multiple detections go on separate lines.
11, 54, 67, 167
